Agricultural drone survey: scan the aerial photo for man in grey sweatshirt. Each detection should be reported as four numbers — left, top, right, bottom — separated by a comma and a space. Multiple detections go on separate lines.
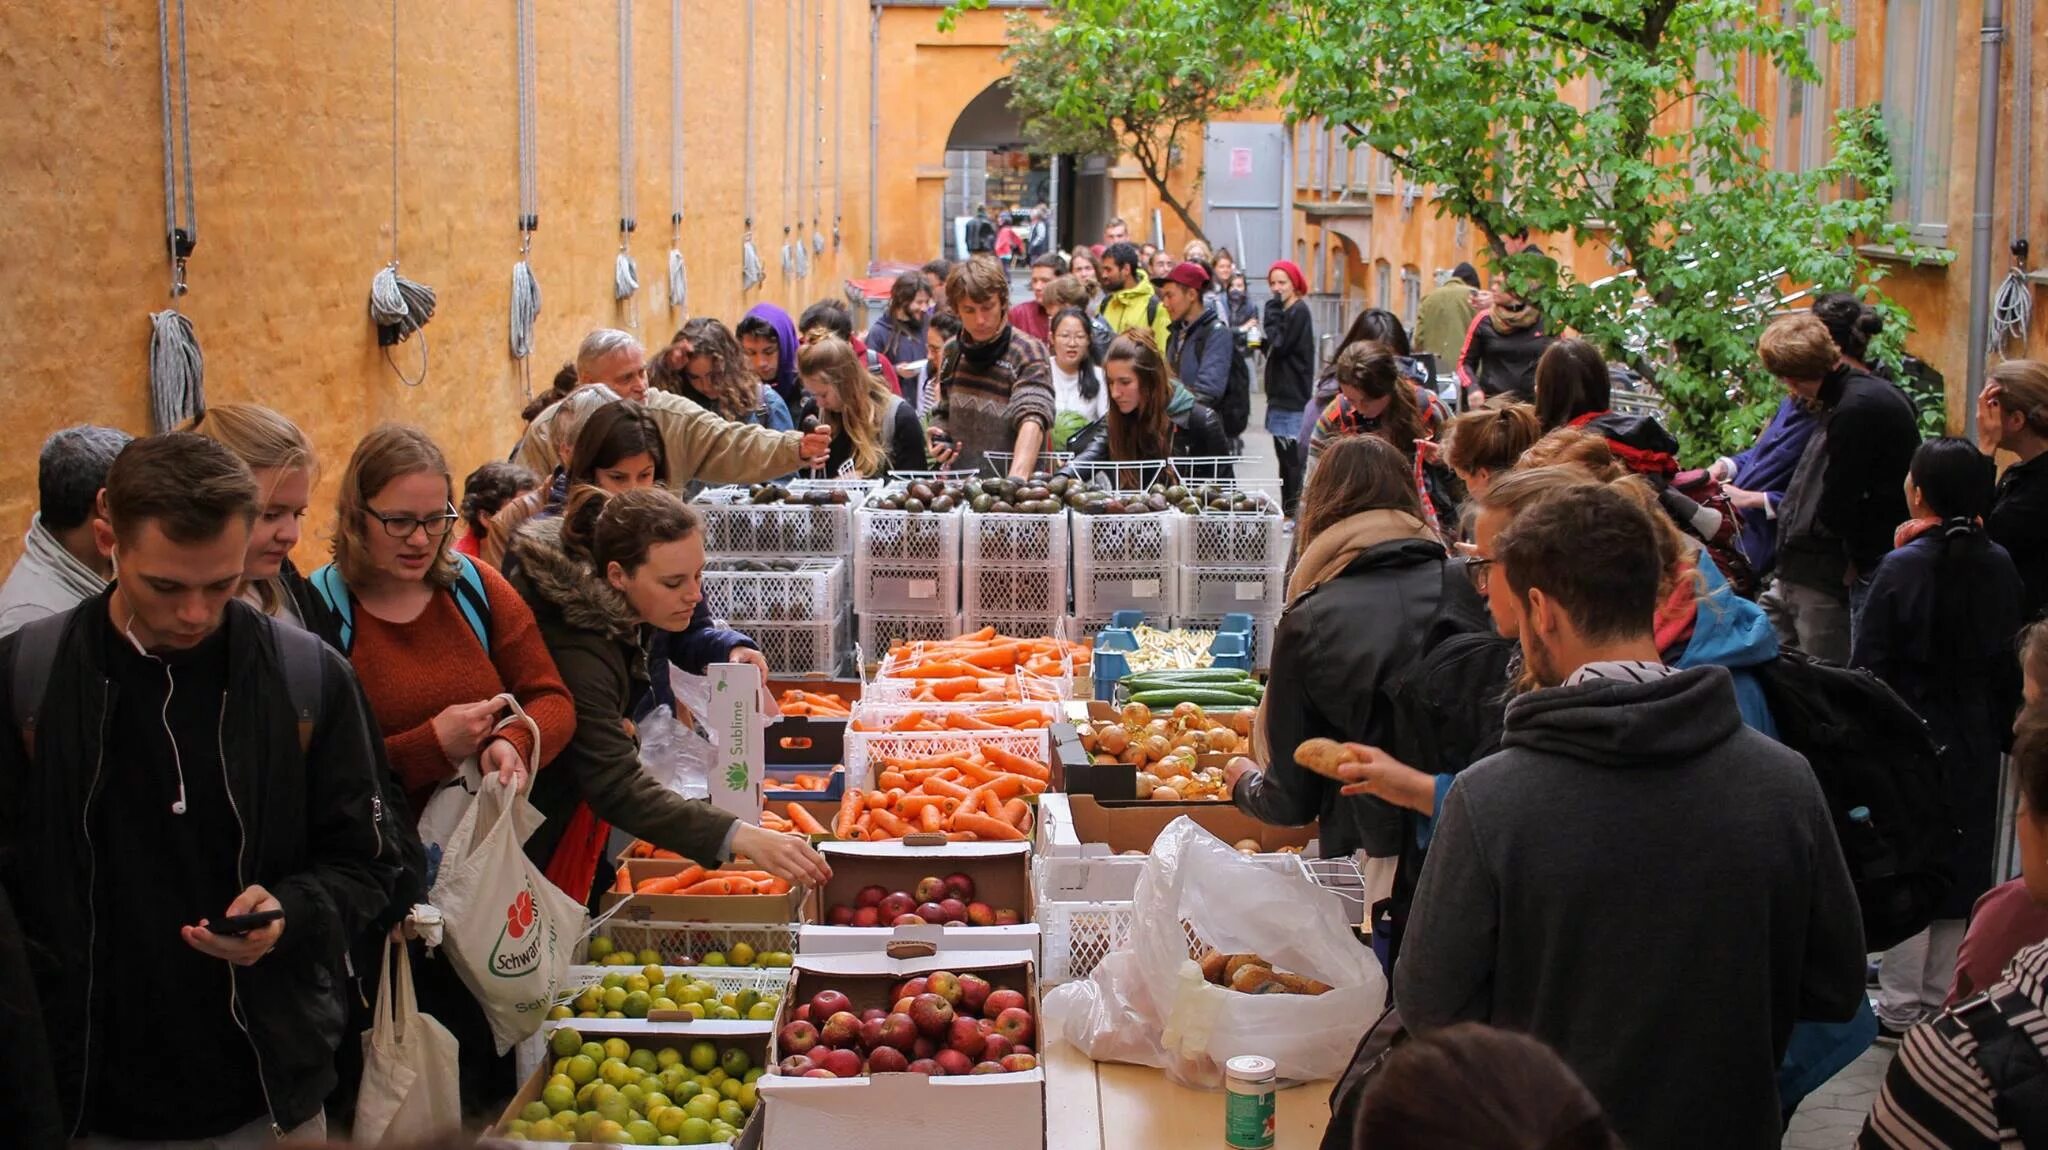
1395, 484, 1866, 1150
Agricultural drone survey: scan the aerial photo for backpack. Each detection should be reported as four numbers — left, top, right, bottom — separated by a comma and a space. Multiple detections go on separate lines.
1948, 989, 2048, 1141
1752, 648, 1956, 951
10, 606, 326, 757
1188, 316, 1253, 438
1089, 296, 1161, 362
310, 552, 493, 656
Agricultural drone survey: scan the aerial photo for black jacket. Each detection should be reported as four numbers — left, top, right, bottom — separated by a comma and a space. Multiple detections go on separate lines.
1778, 363, 1920, 589
825, 393, 928, 479
1067, 395, 1235, 476
1234, 539, 1486, 857
0, 595, 401, 1135
1988, 451, 2048, 622
1460, 316, 1554, 401
1261, 297, 1316, 414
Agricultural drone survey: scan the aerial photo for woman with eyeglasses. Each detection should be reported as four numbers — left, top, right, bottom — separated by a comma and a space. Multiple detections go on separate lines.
1457, 280, 1556, 407
1045, 306, 1107, 452
312, 423, 575, 1113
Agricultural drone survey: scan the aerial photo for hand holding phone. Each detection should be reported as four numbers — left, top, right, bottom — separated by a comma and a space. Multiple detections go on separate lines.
183, 884, 286, 966
210, 909, 285, 936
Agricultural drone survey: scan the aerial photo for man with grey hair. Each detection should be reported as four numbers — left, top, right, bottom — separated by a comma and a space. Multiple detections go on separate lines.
575, 328, 651, 402
0, 425, 132, 638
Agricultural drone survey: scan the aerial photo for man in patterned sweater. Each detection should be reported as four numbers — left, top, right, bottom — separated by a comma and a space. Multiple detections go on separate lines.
926, 255, 1056, 478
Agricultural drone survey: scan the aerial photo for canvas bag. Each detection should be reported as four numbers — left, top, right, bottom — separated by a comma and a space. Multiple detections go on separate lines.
417, 694, 534, 885
354, 940, 462, 1145
428, 753, 587, 1052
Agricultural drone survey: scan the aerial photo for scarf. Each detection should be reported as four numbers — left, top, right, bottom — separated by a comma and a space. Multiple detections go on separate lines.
1254, 510, 1442, 770
1491, 304, 1540, 334
1894, 515, 1980, 549
959, 322, 1015, 372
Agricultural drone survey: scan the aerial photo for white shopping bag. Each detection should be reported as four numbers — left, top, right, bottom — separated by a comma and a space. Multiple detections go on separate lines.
416, 694, 536, 880
426, 772, 587, 1053
1045, 817, 1386, 1088
354, 940, 461, 1145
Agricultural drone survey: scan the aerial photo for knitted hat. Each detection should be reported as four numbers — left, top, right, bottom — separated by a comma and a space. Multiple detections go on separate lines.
1269, 260, 1308, 295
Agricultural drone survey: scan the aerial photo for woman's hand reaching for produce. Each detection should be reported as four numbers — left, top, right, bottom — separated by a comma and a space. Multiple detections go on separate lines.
1333, 745, 1439, 815
731, 823, 833, 887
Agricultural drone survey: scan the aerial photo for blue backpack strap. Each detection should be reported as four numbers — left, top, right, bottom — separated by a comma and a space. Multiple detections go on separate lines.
308, 563, 356, 654
448, 552, 493, 656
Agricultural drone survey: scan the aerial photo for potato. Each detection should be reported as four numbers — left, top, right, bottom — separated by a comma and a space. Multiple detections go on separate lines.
1270, 970, 1334, 996
1199, 951, 1230, 984
1222, 954, 1266, 982
1293, 737, 1355, 781
1233, 838, 1261, 854
1229, 963, 1283, 994
1151, 786, 1180, 800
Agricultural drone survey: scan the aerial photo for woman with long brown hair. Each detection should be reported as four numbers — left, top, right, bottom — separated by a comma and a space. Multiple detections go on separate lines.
1067, 330, 1232, 476
667, 317, 794, 431
796, 336, 926, 478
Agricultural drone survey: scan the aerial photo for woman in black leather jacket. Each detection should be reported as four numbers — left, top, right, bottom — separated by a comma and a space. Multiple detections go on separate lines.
1067, 330, 1233, 480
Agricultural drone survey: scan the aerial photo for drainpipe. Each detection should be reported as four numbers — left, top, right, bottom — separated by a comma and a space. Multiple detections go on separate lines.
870, 2, 882, 271
1964, 0, 2006, 438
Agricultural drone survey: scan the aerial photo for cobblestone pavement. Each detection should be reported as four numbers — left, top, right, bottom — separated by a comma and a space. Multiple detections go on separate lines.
1783, 1038, 1891, 1149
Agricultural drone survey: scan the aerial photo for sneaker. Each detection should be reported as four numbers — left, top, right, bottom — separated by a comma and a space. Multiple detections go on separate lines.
1874, 1019, 1912, 1047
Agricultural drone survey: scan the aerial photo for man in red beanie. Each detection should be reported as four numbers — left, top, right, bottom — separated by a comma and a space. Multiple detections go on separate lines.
1158, 262, 1243, 438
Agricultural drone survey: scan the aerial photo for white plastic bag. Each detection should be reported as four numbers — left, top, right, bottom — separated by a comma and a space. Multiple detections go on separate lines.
354, 940, 461, 1145
427, 773, 588, 1053
416, 694, 534, 877
1045, 817, 1386, 1088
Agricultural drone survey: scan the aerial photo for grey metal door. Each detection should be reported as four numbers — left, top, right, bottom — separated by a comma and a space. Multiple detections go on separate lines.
1203, 122, 1289, 278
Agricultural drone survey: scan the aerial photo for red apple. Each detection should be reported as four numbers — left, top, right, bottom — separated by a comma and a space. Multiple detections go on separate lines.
803, 1067, 837, 1079
794, 1004, 812, 1023
878, 892, 916, 920
827, 905, 856, 926
972, 1061, 1006, 1074
977, 1018, 997, 1039
867, 1046, 910, 1074
893, 977, 930, 1003
819, 1048, 865, 1079
778, 1054, 815, 1076
779, 1020, 819, 1056
994, 1007, 1035, 1046
914, 875, 949, 903
907, 1058, 942, 1076
1000, 1053, 1038, 1072
981, 1034, 1013, 1063
862, 1007, 888, 1023
855, 884, 888, 908
932, 1048, 973, 1076
925, 971, 962, 1006
909, 992, 955, 1037
983, 989, 1026, 1017
1011, 1045, 1034, 1057
893, 913, 927, 927
911, 1035, 938, 1060
851, 906, 882, 928
893, 996, 916, 1016
809, 990, 854, 1021
947, 1016, 987, 1058
957, 973, 992, 1014
943, 872, 976, 901
993, 908, 1021, 926
915, 901, 947, 924
859, 1016, 886, 1050
879, 1012, 918, 1051
965, 902, 997, 927
936, 897, 967, 923
821, 1011, 863, 1049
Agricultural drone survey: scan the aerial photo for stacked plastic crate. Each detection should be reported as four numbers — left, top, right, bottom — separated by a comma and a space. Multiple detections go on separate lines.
1175, 481, 1288, 668
1069, 508, 1178, 643
694, 480, 872, 676
959, 507, 1070, 637
852, 487, 963, 659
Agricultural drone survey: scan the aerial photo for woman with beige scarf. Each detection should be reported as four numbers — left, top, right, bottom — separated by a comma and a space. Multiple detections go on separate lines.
1226, 436, 1491, 870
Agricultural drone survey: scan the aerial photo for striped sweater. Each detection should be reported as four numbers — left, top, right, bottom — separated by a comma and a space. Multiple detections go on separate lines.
931, 324, 1056, 475
1861, 939, 2048, 1148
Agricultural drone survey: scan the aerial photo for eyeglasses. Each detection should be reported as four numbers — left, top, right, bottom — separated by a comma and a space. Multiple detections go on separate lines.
1465, 556, 1496, 593
1495, 300, 1529, 314
368, 506, 459, 538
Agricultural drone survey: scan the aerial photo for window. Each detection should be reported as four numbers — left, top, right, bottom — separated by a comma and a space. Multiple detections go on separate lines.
1322, 124, 1342, 197
1329, 245, 1349, 304
1373, 149, 1395, 195
1773, 11, 1829, 173
1294, 119, 1315, 191
1352, 138, 1373, 191
1376, 260, 1393, 309
1882, 0, 1955, 242
1401, 266, 1423, 329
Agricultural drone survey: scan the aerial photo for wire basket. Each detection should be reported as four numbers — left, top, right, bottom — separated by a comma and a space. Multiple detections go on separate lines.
1066, 459, 1170, 493
1179, 565, 1286, 617
694, 480, 876, 558
843, 727, 1051, 787
1300, 855, 1370, 930
963, 509, 1071, 568
737, 616, 850, 677
855, 612, 963, 664
703, 558, 844, 625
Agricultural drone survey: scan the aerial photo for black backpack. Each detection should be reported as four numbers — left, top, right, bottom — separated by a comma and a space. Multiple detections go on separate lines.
1088, 296, 1162, 363
1188, 315, 1253, 438
1752, 648, 1956, 952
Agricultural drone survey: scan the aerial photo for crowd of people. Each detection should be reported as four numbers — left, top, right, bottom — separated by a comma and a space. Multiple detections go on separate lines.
3, 217, 2048, 1150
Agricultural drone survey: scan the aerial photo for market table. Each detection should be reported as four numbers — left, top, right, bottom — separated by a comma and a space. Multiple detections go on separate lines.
1043, 1037, 1335, 1149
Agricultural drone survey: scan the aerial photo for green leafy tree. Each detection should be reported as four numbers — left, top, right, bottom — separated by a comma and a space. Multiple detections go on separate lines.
947, 0, 1271, 244
1233, 0, 1925, 457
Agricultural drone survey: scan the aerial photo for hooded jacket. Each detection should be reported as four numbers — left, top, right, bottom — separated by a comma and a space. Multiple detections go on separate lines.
0, 595, 402, 1136
740, 303, 803, 413
1671, 555, 1780, 737
1988, 450, 2048, 622
507, 518, 738, 877
1777, 361, 1919, 589
1100, 278, 1172, 351
1396, 666, 1866, 1150
0, 516, 107, 639
1568, 409, 1680, 479
514, 387, 804, 493
1066, 385, 1234, 474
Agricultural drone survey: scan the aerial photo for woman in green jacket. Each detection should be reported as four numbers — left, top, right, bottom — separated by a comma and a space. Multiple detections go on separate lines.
507, 484, 830, 904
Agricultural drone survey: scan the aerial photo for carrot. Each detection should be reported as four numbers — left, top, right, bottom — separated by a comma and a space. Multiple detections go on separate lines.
944, 712, 1001, 730
671, 864, 708, 889
678, 877, 742, 895
614, 866, 632, 893
951, 811, 1026, 841
973, 772, 1029, 800
756, 876, 792, 895
761, 812, 794, 832
958, 643, 1022, 670
919, 775, 973, 800
889, 709, 929, 732
918, 803, 944, 833
975, 707, 1046, 728
855, 810, 874, 836
637, 875, 684, 895
897, 793, 958, 819
1004, 798, 1031, 831
870, 808, 912, 838
952, 756, 1002, 786
926, 677, 996, 701
835, 790, 863, 839
787, 804, 827, 836
889, 660, 983, 679
982, 743, 1052, 781
947, 830, 979, 841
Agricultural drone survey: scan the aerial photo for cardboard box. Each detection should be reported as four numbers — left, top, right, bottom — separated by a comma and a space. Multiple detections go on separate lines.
800, 841, 1040, 955
765, 715, 849, 769
708, 662, 767, 823
758, 950, 1045, 1150
601, 858, 810, 925
1052, 700, 1254, 801
765, 763, 847, 802
1036, 792, 1316, 857
493, 1019, 772, 1147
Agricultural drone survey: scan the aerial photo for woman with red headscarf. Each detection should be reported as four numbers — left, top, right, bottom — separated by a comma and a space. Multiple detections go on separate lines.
1263, 259, 1316, 517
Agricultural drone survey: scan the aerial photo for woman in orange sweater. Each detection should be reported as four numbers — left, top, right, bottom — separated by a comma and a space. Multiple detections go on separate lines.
311, 423, 576, 1114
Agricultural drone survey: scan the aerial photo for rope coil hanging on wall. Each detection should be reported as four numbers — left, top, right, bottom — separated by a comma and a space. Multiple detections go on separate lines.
666, 0, 687, 315
740, 0, 764, 289
369, 0, 436, 387
614, 0, 641, 326
150, 0, 204, 433
1992, 0, 2034, 358
509, 0, 542, 391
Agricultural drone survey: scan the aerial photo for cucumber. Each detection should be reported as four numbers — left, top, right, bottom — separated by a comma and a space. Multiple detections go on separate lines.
1120, 668, 1252, 684
1127, 687, 1265, 707
1120, 672, 1255, 691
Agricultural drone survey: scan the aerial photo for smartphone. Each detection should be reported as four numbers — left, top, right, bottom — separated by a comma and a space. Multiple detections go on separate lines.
210, 909, 284, 936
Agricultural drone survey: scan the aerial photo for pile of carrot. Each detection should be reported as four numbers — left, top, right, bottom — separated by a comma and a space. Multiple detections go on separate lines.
616, 863, 794, 896
780, 744, 1051, 842
851, 707, 1051, 732
778, 689, 852, 717
879, 628, 1090, 681
764, 770, 840, 791
623, 840, 686, 861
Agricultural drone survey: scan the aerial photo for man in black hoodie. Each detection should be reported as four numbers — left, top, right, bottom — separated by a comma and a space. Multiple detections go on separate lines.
1395, 484, 1865, 1150
0, 434, 399, 1146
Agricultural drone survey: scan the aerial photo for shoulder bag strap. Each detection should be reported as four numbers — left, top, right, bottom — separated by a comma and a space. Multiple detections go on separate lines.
1953, 991, 2048, 1144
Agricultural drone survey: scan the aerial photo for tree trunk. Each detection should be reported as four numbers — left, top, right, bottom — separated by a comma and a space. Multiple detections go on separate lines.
1125, 125, 1208, 245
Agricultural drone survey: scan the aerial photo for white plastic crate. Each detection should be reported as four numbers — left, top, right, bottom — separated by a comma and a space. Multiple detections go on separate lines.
741, 616, 849, 677
1070, 509, 1178, 568
849, 698, 1062, 730
855, 611, 962, 664
964, 563, 1068, 619
1073, 563, 1177, 617
1035, 852, 1304, 984
963, 510, 1070, 567
694, 480, 874, 558
1179, 509, 1288, 569
854, 556, 960, 615
1174, 613, 1280, 670
1179, 565, 1286, 616
854, 503, 962, 564
844, 726, 1051, 786
702, 558, 844, 624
